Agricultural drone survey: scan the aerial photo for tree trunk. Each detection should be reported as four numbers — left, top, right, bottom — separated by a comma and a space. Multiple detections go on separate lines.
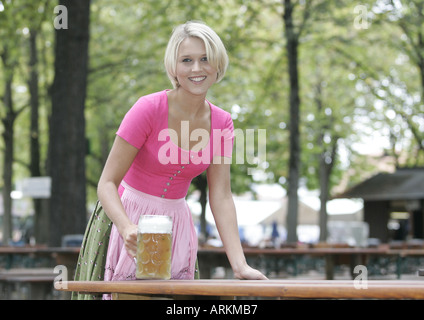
28, 29, 41, 178
318, 156, 329, 242
318, 140, 338, 242
314, 80, 338, 242
28, 29, 49, 244
1, 69, 14, 245
48, 0, 91, 246
283, 0, 301, 243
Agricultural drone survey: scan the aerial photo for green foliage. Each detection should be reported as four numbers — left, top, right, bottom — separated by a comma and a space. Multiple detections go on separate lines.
1, 0, 424, 208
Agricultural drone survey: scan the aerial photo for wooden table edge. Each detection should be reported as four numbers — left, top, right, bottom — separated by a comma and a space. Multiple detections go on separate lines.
57, 280, 424, 299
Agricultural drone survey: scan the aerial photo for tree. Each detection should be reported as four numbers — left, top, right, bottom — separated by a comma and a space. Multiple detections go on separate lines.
27, 1, 52, 245
0, 48, 22, 244
3, 0, 421, 247
299, 1, 362, 241
0, 0, 28, 244
48, 0, 91, 246
282, 0, 313, 243
335, 1, 424, 169
375, 0, 424, 164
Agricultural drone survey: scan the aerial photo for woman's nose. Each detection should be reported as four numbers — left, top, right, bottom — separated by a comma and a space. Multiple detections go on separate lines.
192, 60, 201, 72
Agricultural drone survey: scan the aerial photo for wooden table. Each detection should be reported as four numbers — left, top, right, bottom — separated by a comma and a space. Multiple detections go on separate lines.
58, 279, 424, 299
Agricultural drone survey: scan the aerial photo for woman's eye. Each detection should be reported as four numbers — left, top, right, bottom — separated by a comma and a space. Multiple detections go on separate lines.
182, 58, 192, 62
201, 57, 208, 61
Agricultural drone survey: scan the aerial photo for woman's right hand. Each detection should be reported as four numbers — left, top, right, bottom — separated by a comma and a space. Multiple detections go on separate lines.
97, 136, 141, 259
121, 223, 138, 258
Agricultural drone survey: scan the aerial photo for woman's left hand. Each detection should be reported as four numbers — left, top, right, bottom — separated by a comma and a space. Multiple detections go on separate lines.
234, 264, 268, 280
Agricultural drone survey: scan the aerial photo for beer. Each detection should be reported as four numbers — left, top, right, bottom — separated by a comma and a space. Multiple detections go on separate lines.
136, 215, 172, 279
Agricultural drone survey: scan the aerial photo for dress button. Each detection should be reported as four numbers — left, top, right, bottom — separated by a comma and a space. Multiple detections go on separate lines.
164, 188, 167, 192
166, 182, 170, 186
161, 195, 165, 198
181, 166, 185, 169
169, 177, 173, 180
177, 170, 181, 174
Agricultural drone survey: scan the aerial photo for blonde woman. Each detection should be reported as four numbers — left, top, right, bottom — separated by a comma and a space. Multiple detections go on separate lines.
73, 21, 267, 300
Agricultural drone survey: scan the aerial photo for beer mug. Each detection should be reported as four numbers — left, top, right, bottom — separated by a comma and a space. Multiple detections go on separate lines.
136, 215, 172, 279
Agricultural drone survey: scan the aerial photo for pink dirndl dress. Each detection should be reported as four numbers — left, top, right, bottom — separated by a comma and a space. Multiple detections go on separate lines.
103, 181, 198, 300
101, 90, 234, 300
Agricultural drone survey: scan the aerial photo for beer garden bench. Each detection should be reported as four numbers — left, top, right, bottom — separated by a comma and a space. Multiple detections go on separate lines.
0, 268, 57, 299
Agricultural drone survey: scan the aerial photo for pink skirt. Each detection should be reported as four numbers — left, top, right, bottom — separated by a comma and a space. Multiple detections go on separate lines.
103, 181, 198, 300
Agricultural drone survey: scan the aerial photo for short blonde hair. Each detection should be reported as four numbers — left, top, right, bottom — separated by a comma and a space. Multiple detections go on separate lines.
164, 21, 229, 88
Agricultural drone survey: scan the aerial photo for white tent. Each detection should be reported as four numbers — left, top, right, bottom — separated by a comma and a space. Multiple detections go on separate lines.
188, 185, 364, 246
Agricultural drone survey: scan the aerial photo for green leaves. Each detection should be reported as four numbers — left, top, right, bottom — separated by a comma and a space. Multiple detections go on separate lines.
2, 0, 424, 206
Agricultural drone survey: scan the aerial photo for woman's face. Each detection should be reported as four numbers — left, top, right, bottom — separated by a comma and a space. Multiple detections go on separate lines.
175, 37, 217, 96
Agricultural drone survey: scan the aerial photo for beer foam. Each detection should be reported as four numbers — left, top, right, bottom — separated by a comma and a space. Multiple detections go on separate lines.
138, 215, 172, 234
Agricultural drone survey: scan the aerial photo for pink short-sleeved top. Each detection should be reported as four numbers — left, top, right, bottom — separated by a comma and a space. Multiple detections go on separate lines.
116, 90, 234, 199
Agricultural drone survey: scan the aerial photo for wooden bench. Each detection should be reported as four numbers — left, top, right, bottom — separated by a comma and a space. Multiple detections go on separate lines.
198, 247, 424, 280
0, 268, 57, 300
0, 246, 80, 271
57, 279, 424, 299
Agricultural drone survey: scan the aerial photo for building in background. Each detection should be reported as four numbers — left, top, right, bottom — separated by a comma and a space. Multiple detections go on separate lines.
335, 167, 424, 243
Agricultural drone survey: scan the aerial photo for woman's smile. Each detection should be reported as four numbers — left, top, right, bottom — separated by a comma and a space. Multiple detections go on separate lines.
189, 76, 207, 84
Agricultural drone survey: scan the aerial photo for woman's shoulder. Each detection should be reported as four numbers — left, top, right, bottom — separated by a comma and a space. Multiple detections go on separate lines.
117, 90, 168, 146
209, 101, 233, 128
135, 90, 168, 108
128, 90, 168, 116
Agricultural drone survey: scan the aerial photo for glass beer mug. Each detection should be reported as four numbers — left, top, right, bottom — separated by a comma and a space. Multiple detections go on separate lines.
136, 215, 172, 279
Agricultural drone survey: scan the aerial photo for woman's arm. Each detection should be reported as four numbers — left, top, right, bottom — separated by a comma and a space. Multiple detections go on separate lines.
97, 135, 139, 257
206, 158, 268, 280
